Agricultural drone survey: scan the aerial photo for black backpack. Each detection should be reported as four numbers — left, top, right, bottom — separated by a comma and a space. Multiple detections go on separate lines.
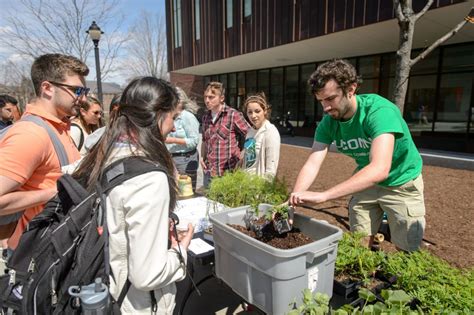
0, 157, 165, 314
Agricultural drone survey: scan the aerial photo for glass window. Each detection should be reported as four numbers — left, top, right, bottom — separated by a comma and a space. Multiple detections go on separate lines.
411, 49, 439, 75
381, 53, 396, 77
257, 69, 270, 100
173, 0, 182, 48
237, 72, 245, 110
285, 66, 299, 126
379, 76, 395, 102
442, 43, 474, 72
434, 73, 472, 133
245, 71, 257, 97
404, 75, 437, 132
358, 78, 379, 95
228, 73, 237, 108
300, 64, 318, 126
204, 76, 211, 88
218, 74, 228, 94
195, 0, 201, 40
244, 0, 252, 17
358, 56, 380, 79
226, 0, 233, 28
270, 68, 284, 120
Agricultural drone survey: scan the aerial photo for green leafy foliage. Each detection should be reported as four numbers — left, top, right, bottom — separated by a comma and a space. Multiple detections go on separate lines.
264, 203, 291, 221
289, 232, 473, 314
206, 170, 288, 214
335, 232, 385, 283
287, 289, 330, 315
340, 288, 423, 315
383, 250, 474, 313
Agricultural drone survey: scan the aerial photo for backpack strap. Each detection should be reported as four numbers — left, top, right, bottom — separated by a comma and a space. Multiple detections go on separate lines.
100, 156, 167, 192
71, 122, 85, 151
22, 115, 70, 167
98, 157, 165, 311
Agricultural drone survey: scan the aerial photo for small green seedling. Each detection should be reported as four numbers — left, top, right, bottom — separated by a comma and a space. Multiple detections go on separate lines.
265, 203, 294, 234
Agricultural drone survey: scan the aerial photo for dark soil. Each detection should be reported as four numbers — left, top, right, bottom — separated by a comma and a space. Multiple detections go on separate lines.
228, 223, 313, 249
277, 144, 474, 269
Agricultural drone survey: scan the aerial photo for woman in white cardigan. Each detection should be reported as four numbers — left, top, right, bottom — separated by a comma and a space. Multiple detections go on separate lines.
242, 92, 281, 178
73, 78, 194, 314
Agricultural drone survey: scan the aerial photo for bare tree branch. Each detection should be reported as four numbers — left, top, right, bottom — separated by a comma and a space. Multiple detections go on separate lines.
411, 9, 473, 67
414, 0, 434, 21
123, 11, 168, 79
0, 0, 127, 79
392, 1, 473, 113
394, 0, 406, 21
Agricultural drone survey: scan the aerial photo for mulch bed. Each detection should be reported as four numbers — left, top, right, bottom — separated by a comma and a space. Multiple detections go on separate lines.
277, 144, 474, 269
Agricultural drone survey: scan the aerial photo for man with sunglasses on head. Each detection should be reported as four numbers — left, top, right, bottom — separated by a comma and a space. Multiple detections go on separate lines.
0, 54, 88, 252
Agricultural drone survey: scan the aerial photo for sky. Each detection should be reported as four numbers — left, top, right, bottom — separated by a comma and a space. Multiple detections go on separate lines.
0, 0, 166, 85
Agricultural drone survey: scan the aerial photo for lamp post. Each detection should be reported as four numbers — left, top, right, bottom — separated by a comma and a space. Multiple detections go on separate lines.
87, 21, 104, 105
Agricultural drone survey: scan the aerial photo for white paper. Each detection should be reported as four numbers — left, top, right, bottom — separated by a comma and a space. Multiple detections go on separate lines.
188, 238, 215, 255
174, 197, 226, 232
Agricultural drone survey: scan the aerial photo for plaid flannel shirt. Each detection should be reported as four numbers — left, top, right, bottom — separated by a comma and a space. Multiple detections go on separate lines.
202, 104, 250, 176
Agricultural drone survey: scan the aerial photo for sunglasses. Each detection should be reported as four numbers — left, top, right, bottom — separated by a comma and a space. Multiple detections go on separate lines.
49, 81, 90, 97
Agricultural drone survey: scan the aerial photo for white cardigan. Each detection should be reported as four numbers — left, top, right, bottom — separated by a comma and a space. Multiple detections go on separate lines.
105, 147, 187, 314
243, 120, 281, 178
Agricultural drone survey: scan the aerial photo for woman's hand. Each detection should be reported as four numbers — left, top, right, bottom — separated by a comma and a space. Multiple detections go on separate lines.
169, 220, 195, 251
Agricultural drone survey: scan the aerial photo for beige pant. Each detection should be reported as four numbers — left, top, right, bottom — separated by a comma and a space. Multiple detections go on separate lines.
349, 175, 426, 251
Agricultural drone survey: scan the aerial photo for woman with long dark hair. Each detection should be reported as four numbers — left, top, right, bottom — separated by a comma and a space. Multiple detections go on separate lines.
73, 77, 194, 314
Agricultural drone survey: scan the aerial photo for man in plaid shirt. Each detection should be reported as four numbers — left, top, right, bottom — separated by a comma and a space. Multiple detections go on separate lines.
200, 82, 250, 186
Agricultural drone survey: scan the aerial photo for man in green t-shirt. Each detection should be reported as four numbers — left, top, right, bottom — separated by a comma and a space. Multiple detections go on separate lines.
290, 59, 425, 252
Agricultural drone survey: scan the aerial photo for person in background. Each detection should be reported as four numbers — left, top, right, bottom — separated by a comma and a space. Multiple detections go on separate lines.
73, 77, 194, 314
0, 98, 13, 130
81, 93, 121, 153
200, 82, 250, 187
0, 53, 85, 251
290, 59, 425, 252
165, 87, 200, 191
70, 96, 103, 154
0, 94, 20, 259
0, 95, 21, 122
241, 92, 280, 178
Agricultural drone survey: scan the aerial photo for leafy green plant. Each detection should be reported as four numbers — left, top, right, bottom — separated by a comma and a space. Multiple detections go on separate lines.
264, 203, 290, 221
337, 288, 423, 315
335, 232, 385, 283
287, 289, 330, 315
382, 250, 474, 313
206, 170, 288, 215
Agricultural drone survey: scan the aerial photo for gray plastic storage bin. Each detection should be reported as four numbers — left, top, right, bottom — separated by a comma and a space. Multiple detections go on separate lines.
209, 205, 342, 315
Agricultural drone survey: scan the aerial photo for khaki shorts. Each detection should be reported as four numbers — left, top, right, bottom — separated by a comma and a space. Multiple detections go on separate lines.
349, 175, 426, 251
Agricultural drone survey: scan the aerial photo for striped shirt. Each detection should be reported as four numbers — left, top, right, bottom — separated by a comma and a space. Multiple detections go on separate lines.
202, 104, 250, 176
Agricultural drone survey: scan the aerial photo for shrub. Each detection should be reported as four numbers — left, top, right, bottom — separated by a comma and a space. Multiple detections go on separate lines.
206, 170, 288, 214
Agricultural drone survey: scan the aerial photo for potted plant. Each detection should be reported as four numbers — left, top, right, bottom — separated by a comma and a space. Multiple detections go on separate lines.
209, 203, 343, 315
333, 233, 385, 302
